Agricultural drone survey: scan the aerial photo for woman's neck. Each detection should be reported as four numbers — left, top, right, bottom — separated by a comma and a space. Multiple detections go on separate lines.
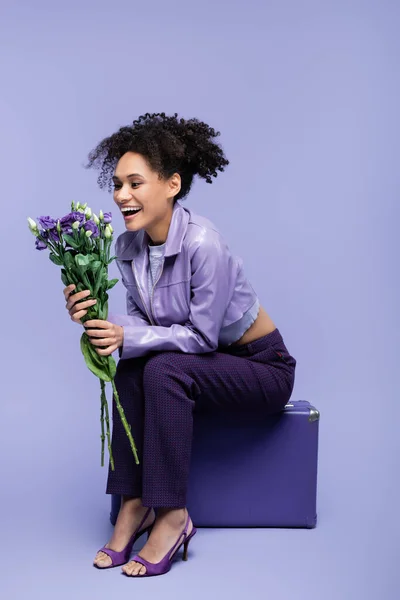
146, 206, 173, 246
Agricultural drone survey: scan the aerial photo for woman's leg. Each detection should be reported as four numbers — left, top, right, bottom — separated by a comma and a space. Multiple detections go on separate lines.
141, 327, 295, 509
123, 327, 296, 576
105, 355, 148, 497
95, 355, 155, 567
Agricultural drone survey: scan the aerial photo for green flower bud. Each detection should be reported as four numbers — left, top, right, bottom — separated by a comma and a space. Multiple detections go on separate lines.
109, 224, 113, 233
76, 202, 81, 210
71, 201, 76, 211
85, 229, 93, 238
99, 209, 104, 221
104, 224, 112, 239
82, 203, 88, 209
77, 208, 85, 214
92, 213, 100, 225
27, 217, 39, 235
85, 207, 92, 220
72, 220, 80, 230
56, 219, 61, 234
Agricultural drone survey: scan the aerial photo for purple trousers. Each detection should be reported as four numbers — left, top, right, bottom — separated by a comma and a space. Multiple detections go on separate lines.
105, 327, 296, 508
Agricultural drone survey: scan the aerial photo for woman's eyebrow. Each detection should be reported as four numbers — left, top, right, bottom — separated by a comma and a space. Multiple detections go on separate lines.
112, 173, 143, 181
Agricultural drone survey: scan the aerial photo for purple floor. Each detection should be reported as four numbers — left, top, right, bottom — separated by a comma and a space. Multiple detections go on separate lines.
1, 394, 397, 600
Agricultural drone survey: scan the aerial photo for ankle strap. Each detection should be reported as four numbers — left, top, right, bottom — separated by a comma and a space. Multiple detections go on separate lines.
137, 506, 152, 531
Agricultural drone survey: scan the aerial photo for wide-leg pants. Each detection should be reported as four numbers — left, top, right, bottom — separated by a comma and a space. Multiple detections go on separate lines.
105, 327, 296, 508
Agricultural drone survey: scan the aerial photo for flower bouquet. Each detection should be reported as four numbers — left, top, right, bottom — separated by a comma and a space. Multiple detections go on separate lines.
27, 201, 139, 471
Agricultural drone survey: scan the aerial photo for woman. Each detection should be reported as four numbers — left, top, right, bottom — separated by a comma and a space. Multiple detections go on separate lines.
64, 113, 296, 577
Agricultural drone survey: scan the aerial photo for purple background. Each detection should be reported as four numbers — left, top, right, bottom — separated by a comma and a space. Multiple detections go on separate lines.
1, 0, 398, 598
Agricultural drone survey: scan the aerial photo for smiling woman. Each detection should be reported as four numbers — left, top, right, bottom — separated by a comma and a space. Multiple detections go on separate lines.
72, 112, 297, 577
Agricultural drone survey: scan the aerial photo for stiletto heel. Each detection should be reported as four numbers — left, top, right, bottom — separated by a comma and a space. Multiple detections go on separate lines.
182, 538, 190, 561
127, 513, 197, 577
94, 507, 155, 569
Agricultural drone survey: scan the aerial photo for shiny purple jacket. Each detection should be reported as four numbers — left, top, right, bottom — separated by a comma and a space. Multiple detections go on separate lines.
108, 202, 257, 359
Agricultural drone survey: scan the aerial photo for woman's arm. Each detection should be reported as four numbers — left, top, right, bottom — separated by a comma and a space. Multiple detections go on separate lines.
118, 232, 235, 359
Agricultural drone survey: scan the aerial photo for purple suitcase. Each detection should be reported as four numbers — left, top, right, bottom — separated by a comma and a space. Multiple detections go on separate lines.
110, 400, 319, 528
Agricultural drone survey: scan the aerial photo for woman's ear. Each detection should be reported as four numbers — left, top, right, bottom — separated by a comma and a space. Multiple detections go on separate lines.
168, 173, 181, 199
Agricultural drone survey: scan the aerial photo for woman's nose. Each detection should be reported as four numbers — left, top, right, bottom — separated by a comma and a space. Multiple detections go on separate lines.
115, 186, 132, 202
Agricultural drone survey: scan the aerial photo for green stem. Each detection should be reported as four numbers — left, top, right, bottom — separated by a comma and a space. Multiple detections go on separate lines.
111, 378, 140, 465
99, 379, 105, 466
103, 387, 114, 470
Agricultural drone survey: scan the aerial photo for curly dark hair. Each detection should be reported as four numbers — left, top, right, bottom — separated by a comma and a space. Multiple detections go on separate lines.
84, 112, 229, 201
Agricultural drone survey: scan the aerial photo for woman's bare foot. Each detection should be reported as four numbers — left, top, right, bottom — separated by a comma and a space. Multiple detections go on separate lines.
122, 507, 193, 576
93, 496, 155, 568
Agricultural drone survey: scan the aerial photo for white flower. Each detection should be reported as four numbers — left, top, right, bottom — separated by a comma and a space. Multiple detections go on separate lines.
85, 207, 92, 220
27, 217, 39, 235
85, 230, 93, 238
99, 210, 104, 221
92, 213, 100, 225
104, 225, 112, 239
72, 220, 80, 230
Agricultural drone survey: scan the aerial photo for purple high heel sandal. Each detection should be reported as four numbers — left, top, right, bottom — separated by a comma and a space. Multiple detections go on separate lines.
125, 512, 197, 577
94, 506, 155, 569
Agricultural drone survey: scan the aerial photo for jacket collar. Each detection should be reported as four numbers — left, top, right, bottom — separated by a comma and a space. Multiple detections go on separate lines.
115, 201, 190, 261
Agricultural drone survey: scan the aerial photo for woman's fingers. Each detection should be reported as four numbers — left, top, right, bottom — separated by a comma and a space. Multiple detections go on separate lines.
89, 336, 114, 346
70, 298, 97, 314
85, 327, 111, 338
95, 343, 117, 356
63, 284, 76, 301
71, 308, 88, 323
66, 289, 92, 311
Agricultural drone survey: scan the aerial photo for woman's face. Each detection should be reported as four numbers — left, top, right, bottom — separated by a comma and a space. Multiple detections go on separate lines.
112, 152, 180, 239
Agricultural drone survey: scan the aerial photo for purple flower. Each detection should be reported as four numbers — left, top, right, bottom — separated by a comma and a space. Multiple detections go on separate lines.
49, 229, 60, 243
60, 211, 85, 231
38, 216, 57, 230
84, 220, 99, 237
35, 238, 48, 250
38, 228, 60, 243
103, 212, 112, 224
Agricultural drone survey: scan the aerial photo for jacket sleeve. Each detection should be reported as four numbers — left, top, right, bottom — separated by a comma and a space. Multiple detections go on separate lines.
118, 234, 235, 359
108, 288, 151, 358
108, 289, 150, 328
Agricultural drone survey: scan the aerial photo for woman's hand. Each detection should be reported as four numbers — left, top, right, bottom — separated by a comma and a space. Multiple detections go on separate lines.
84, 319, 124, 356
63, 284, 97, 323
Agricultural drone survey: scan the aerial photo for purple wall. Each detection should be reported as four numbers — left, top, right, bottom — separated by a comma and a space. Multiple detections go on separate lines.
1, 1, 398, 598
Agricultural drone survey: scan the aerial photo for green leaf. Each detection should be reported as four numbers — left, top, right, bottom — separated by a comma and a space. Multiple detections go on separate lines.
90, 260, 102, 271
108, 255, 117, 264
60, 269, 69, 286
49, 252, 63, 266
75, 254, 90, 267
107, 278, 118, 290
108, 356, 117, 379
98, 299, 107, 320
93, 265, 108, 297
63, 251, 74, 266
80, 333, 111, 381
62, 233, 80, 249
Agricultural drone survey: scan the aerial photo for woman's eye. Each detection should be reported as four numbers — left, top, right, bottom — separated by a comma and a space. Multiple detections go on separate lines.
112, 182, 140, 190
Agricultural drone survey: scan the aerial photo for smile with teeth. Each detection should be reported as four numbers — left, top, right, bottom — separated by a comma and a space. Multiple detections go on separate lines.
121, 206, 143, 219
